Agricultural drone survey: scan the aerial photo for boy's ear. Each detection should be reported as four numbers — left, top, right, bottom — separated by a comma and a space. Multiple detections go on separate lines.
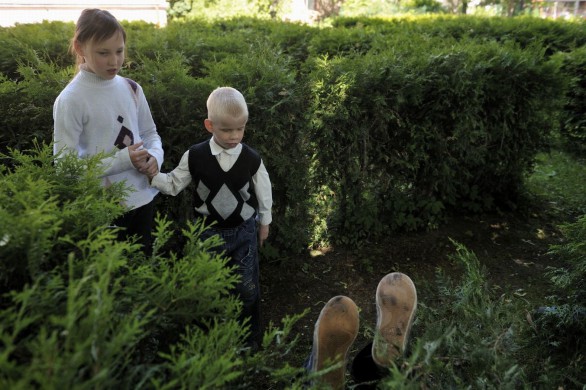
204, 119, 214, 133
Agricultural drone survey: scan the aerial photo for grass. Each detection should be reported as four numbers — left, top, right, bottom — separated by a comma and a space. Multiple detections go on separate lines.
525, 148, 586, 217
370, 148, 586, 388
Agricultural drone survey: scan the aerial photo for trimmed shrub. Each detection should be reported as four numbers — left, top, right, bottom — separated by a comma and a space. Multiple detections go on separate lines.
551, 47, 586, 154
0, 16, 577, 250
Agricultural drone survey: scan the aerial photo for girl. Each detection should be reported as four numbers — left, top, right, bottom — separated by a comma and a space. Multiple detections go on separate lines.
53, 8, 163, 253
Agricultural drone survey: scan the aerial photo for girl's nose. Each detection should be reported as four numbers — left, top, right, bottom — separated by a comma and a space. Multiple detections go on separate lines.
109, 54, 119, 66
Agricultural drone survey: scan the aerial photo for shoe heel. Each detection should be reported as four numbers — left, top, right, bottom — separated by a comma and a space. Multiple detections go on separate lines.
313, 295, 359, 389
372, 272, 417, 367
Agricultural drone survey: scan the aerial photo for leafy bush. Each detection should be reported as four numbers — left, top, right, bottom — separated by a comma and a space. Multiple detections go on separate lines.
0, 144, 307, 388
522, 215, 586, 387
0, 56, 68, 154
0, 21, 73, 78
305, 38, 563, 244
551, 46, 586, 154
0, 143, 127, 291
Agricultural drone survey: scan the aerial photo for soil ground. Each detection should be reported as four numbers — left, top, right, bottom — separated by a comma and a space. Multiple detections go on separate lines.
259, 206, 567, 373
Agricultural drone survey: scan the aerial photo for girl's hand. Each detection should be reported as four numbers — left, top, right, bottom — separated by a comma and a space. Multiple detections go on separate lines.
143, 155, 159, 177
128, 142, 149, 171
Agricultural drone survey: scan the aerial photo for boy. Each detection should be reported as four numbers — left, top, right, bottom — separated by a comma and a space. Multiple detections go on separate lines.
149, 87, 272, 348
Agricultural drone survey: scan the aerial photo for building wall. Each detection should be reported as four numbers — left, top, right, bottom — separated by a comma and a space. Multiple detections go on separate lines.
0, 1, 168, 27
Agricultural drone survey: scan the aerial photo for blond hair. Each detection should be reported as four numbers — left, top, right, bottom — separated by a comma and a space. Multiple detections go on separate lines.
207, 87, 249, 122
70, 9, 126, 71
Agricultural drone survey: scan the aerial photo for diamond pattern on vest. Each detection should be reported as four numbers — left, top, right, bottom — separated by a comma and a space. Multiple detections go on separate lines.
239, 182, 254, 220
196, 181, 211, 214
241, 202, 255, 221
212, 184, 239, 220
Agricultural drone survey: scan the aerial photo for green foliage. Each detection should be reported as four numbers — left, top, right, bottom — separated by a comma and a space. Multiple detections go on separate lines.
525, 149, 586, 216
518, 215, 586, 387
167, 0, 275, 20
0, 143, 127, 290
305, 37, 562, 243
0, 144, 306, 388
0, 15, 581, 250
0, 237, 153, 389
372, 240, 527, 388
551, 46, 586, 154
373, 236, 583, 388
0, 21, 73, 78
340, 0, 403, 17
405, 0, 445, 12
0, 54, 69, 153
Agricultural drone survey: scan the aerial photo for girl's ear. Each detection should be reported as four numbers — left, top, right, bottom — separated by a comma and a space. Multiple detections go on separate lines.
204, 119, 214, 134
73, 40, 85, 57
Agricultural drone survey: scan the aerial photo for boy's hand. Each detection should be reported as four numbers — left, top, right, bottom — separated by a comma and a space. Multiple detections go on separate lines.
259, 224, 269, 247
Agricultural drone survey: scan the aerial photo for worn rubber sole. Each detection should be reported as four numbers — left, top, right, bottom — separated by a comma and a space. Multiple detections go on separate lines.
372, 272, 417, 367
312, 295, 359, 390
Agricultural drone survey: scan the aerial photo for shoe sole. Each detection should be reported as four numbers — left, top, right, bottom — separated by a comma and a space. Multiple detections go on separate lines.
313, 295, 359, 390
372, 272, 417, 367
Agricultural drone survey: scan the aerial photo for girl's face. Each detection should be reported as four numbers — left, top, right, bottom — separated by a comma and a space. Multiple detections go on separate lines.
204, 115, 247, 150
76, 32, 125, 80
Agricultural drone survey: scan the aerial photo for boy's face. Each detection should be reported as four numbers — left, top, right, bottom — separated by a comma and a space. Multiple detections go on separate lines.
76, 32, 125, 80
205, 115, 247, 150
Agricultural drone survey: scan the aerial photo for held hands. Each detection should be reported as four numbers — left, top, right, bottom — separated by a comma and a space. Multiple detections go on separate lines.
128, 142, 159, 178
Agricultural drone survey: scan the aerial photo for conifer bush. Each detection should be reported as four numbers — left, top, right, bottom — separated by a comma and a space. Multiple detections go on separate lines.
0, 144, 305, 388
0, 143, 127, 290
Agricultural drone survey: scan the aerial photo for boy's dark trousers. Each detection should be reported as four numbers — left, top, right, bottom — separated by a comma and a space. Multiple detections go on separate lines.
200, 217, 262, 347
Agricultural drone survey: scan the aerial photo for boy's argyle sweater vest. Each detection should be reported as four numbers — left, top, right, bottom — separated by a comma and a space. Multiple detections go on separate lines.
188, 141, 261, 228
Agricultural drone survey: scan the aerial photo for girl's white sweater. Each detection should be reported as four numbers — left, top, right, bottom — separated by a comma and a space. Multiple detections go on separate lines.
53, 68, 163, 210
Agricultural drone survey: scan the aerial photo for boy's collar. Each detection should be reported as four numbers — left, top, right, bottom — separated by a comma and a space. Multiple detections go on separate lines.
209, 137, 242, 155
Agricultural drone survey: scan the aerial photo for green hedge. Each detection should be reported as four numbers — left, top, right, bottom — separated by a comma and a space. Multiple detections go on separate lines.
0, 15, 581, 252
552, 46, 586, 154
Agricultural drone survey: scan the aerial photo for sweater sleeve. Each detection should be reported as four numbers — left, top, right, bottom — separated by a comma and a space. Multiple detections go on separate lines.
136, 84, 164, 170
53, 91, 83, 157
